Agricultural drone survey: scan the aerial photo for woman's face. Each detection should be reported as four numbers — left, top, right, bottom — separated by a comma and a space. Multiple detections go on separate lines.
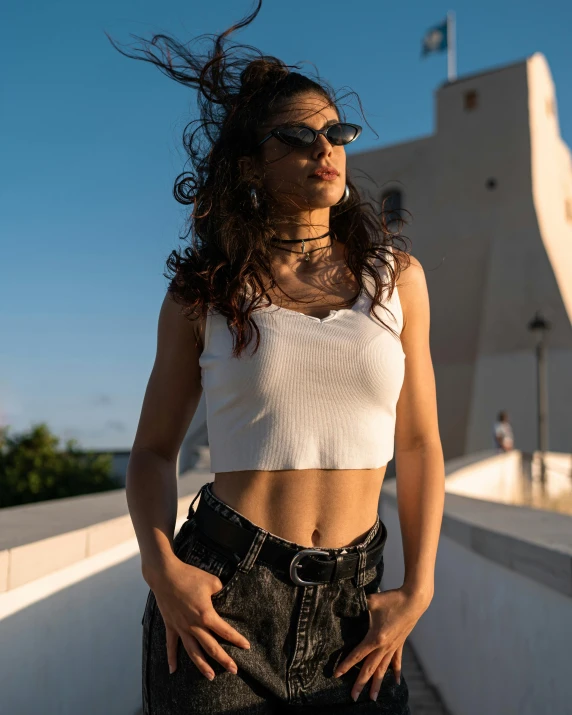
252, 92, 347, 213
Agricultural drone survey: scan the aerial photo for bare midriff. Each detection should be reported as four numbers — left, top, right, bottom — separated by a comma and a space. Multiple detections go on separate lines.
212, 468, 387, 549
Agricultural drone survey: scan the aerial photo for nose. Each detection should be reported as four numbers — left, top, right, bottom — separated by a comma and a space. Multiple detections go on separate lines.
311, 132, 333, 160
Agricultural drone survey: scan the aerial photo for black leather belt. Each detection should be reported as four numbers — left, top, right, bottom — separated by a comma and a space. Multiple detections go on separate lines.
193, 494, 387, 586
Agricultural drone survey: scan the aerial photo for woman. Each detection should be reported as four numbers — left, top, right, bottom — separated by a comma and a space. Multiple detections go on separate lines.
113, 2, 445, 712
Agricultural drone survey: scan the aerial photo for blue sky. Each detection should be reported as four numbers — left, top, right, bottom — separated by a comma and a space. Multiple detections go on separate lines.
2, 0, 571, 450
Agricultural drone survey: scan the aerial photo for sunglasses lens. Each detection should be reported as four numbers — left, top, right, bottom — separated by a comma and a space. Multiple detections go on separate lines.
276, 126, 315, 147
327, 123, 360, 145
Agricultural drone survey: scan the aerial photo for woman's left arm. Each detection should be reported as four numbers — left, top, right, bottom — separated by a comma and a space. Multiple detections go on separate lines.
393, 252, 445, 606
334, 253, 445, 702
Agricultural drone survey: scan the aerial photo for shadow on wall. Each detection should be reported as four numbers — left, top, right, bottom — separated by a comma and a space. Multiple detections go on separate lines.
0, 556, 146, 715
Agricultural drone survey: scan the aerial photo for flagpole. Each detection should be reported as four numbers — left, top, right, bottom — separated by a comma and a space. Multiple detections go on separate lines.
447, 11, 457, 82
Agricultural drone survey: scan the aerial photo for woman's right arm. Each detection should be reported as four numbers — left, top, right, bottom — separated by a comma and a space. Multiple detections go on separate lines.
126, 291, 202, 585
126, 291, 250, 678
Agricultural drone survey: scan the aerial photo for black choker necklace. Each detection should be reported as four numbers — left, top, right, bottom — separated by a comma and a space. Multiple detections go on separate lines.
270, 230, 336, 263
270, 229, 331, 244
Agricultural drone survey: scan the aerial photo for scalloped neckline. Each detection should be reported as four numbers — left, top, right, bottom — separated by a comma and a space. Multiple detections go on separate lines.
248, 264, 375, 323
261, 289, 367, 323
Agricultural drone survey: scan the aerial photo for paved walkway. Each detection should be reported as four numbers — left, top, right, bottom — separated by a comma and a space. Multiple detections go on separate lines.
403, 639, 451, 714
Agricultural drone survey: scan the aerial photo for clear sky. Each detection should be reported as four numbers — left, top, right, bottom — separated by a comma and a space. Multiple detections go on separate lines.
1, 0, 571, 450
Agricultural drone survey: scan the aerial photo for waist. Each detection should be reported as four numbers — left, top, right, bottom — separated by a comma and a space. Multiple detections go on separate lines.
191, 482, 387, 588
212, 467, 387, 548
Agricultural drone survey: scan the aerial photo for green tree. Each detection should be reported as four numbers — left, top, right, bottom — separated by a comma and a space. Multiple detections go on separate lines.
0, 423, 118, 508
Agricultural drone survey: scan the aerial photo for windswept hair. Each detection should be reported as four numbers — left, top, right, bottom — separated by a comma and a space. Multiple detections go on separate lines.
105, 0, 410, 357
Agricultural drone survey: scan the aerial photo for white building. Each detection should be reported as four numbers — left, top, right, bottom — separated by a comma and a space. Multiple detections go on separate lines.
347, 52, 572, 460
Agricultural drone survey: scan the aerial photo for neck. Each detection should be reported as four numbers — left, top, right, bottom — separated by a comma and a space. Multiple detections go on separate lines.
271, 208, 338, 267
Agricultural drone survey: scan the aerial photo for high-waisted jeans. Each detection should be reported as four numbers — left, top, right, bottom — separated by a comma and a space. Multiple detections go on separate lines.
142, 482, 411, 713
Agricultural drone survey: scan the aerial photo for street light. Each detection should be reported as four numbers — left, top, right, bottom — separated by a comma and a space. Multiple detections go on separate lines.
527, 311, 552, 484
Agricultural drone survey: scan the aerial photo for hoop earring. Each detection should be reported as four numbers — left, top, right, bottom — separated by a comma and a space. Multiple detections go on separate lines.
250, 187, 260, 210
334, 184, 350, 206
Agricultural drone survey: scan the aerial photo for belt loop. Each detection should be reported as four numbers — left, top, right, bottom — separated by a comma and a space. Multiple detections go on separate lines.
364, 514, 381, 547
354, 515, 380, 586
238, 529, 268, 574
354, 543, 368, 588
187, 482, 208, 520
332, 554, 345, 581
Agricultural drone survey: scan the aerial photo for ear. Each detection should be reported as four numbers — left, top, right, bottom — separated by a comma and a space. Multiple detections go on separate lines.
238, 155, 259, 181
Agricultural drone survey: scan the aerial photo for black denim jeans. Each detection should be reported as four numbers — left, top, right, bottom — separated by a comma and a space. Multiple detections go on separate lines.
142, 482, 410, 714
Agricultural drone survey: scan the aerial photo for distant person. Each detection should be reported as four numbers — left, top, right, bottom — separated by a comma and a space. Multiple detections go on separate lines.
493, 411, 514, 452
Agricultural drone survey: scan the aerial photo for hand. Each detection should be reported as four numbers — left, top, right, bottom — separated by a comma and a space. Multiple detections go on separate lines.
334, 586, 430, 702
147, 556, 251, 680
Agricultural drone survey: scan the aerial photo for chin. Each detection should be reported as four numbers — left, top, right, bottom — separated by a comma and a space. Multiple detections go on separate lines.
306, 188, 343, 209
283, 185, 343, 211
299, 199, 338, 211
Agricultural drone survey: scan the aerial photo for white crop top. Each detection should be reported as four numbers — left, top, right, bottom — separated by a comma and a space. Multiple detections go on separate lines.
199, 251, 406, 472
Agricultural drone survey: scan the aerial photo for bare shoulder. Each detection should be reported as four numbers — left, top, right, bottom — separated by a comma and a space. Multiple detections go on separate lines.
131, 290, 204, 461
393, 250, 429, 334
161, 290, 205, 354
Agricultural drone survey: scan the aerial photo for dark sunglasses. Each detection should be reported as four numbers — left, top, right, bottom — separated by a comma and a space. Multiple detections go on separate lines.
256, 122, 362, 149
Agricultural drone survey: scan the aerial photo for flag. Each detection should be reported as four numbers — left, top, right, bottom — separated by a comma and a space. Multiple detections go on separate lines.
421, 20, 448, 57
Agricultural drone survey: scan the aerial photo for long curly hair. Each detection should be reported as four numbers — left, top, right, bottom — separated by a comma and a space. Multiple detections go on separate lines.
106, 0, 410, 357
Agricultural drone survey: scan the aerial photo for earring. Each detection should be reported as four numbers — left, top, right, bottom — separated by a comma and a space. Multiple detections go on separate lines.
250, 187, 259, 210
334, 184, 350, 206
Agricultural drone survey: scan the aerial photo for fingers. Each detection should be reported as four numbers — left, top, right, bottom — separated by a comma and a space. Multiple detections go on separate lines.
351, 652, 391, 702
367, 654, 393, 701
345, 646, 404, 702
190, 627, 239, 675
334, 639, 373, 678
179, 630, 216, 681
155, 561, 252, 681
203, 609, 251, 651
392, 645, 403, 685
166, 607, 251, 680
165, 625, 179, 674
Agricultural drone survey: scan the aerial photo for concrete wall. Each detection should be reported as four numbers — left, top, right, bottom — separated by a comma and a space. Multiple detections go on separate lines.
443, 449, 523, 502
0, 471, 212, 715
445, 449, 572, 508
380, 452, 572, 715
0, 541, 146, 715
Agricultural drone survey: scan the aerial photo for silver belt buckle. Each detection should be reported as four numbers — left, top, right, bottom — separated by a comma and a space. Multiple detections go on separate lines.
289, 548, 331, 586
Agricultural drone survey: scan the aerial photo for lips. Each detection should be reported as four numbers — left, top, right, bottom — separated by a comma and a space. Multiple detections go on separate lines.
310, 168, 339, 180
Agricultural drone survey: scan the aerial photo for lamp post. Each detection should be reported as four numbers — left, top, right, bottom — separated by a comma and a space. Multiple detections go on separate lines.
527, 311, 551, 484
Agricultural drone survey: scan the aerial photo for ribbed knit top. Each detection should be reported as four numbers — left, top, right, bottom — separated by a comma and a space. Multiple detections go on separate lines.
199, 251, 406, 472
